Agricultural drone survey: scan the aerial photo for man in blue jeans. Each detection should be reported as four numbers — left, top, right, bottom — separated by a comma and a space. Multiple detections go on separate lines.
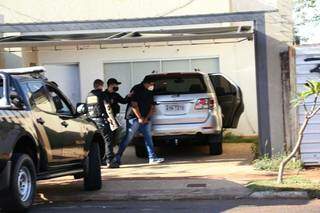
114, 76, 164, 165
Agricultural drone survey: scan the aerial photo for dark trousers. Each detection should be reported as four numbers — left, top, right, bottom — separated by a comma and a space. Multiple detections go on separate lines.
93, 118, 114, 163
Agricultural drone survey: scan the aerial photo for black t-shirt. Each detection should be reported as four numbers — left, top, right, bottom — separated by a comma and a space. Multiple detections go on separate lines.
104, 91, 129, 116
125, 83, 155, 120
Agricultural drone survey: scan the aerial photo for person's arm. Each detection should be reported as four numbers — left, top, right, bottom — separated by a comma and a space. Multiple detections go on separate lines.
144, 105, 155, 123
116, 93, 129, 104
131, 101, 144, 123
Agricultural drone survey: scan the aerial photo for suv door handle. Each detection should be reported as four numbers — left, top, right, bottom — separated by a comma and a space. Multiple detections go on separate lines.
61, 121, 69, 127
36, 118, 45, 125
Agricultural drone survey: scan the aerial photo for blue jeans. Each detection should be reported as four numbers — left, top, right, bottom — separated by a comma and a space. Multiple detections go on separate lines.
115, 118, 156, 161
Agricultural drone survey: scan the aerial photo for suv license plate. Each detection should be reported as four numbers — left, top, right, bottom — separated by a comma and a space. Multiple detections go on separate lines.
166, 104, 185, 112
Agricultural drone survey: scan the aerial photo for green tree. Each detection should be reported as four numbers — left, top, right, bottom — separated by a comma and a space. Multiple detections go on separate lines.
277, 81, 320, 183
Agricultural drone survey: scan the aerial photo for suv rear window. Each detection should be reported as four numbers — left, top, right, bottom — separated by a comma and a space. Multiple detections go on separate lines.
151, 74, 207, 95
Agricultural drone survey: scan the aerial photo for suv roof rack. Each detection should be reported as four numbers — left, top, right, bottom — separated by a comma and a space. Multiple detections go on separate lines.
0, 66, 45, 75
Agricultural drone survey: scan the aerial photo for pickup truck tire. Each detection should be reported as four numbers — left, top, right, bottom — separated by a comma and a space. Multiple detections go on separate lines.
0, 153, 36, 212
84, 142, 102, 191
135, 144, 147, 158
208, 133, 223, 155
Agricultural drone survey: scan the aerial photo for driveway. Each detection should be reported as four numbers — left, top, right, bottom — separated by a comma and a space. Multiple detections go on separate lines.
34, 143, 320, 204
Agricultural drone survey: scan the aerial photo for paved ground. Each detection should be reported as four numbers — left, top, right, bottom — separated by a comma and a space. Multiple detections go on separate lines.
31, 199, 320, 213
35, 143, 320, 205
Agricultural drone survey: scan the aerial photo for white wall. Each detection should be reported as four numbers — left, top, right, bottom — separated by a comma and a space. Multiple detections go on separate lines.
38, 41, 258, 135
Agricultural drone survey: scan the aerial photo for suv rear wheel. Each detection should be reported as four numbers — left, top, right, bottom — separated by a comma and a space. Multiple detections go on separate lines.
0, 153, 36, 212
84, 142, 102, 191
208, 133, 223, 155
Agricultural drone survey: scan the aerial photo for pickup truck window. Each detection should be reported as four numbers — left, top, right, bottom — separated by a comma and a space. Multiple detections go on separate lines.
47, 86, 73, 116
27, 81, 54, 113
0, 75, 4, 104
0, 74, 8, 107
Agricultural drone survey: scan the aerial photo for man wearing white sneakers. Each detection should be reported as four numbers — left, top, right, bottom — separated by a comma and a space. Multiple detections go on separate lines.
113, 76, 164, 165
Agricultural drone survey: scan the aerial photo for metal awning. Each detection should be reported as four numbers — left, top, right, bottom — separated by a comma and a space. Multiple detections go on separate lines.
0, 25, 253, 48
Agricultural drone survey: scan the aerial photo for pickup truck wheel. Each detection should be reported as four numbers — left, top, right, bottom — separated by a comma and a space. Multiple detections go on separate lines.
208, 133, 223, 155
0, 154, 36, 212
84, 142, 102, 191
134, 144, 147, 158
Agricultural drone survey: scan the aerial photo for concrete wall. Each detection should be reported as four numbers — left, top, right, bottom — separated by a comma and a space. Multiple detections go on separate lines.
232, 0, 294, 153
37, 40, 258, 135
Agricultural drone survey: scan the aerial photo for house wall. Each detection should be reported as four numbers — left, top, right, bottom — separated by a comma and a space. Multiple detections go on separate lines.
37, 40, 258, 135
0, 0, 230, 23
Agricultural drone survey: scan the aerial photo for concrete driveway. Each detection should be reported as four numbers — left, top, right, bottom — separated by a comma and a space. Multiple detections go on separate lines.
34, 143, 268, 204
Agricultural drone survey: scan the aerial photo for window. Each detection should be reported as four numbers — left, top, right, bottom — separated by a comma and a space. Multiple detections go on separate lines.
0, 74, 7, 107
152, 74, 207, 95
47, 86, 73, 116
210, 75, 236, 96
27, 81, 54, 113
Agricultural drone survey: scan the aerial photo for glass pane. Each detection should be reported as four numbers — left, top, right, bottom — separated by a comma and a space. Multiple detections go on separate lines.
28, 82, 54, 113
191, 58, 220, 73
152, 74, 207, 95
0, 75, 6, 106
48, 88, 72, 115
210, 75, 236, 95
162, 60, 189, 73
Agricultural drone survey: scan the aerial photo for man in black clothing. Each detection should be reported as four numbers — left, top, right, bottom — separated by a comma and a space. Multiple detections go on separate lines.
86, 79, 119, 168
114, 76, 164, 165
105, 78, 129, 117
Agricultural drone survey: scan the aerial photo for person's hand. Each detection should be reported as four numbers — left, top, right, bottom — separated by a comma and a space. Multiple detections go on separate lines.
138, 118, 144, 124
143, 118, 149, 124
107, 117, 114, 125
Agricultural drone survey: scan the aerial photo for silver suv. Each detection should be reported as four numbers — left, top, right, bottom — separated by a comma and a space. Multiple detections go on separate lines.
133, 72, 244, 156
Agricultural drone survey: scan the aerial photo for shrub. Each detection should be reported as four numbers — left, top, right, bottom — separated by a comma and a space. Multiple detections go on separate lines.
253, 154, 303, 171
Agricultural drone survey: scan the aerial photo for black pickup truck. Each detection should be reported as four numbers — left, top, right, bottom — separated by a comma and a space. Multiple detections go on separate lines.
0, 67, 103, 211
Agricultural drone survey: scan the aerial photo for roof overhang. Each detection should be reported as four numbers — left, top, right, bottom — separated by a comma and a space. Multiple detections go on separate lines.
0, 10, 274, 48
0, 25, 253, 48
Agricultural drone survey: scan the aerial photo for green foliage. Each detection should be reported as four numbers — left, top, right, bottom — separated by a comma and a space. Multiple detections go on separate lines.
247, 176, 320, 198
292, 80, 320, 107
223, 132, 258, 144
253, 154, 303, 171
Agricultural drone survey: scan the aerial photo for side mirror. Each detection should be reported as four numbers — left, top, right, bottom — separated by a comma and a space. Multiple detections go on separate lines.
76, 103, 88, 115
9, 91, 24, 109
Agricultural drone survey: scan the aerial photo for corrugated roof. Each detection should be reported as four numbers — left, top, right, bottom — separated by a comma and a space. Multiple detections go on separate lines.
0, 10, 273, 33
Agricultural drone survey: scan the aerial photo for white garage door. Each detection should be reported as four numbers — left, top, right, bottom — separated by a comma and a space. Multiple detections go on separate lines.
44, 64, 81, 105
296, 46, 320, 165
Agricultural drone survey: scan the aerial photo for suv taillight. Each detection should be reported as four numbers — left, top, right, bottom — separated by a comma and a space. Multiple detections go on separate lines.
195, 98, 215, 110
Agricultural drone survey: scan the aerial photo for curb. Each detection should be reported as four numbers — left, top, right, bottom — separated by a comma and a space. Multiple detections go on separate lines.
249, 191, 309, 199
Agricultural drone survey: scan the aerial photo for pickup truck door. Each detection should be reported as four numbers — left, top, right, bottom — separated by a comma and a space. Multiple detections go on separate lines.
209, 74, 244, 128
46, 85, 86, 162
21, 81, 65, 164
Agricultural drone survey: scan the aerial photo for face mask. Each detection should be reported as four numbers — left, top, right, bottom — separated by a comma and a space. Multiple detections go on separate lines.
147, 85, 154, 91
113, 86, 119, 92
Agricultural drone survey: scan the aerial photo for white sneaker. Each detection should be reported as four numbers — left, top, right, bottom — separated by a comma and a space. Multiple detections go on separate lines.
149, 158, 165, 164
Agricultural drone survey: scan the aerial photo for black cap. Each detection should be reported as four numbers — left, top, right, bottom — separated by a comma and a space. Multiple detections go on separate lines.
142, 75, 155, 84
107, 78, 121, 86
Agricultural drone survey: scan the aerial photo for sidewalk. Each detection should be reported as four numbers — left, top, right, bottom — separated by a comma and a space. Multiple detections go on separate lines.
35, 144, 318, 204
